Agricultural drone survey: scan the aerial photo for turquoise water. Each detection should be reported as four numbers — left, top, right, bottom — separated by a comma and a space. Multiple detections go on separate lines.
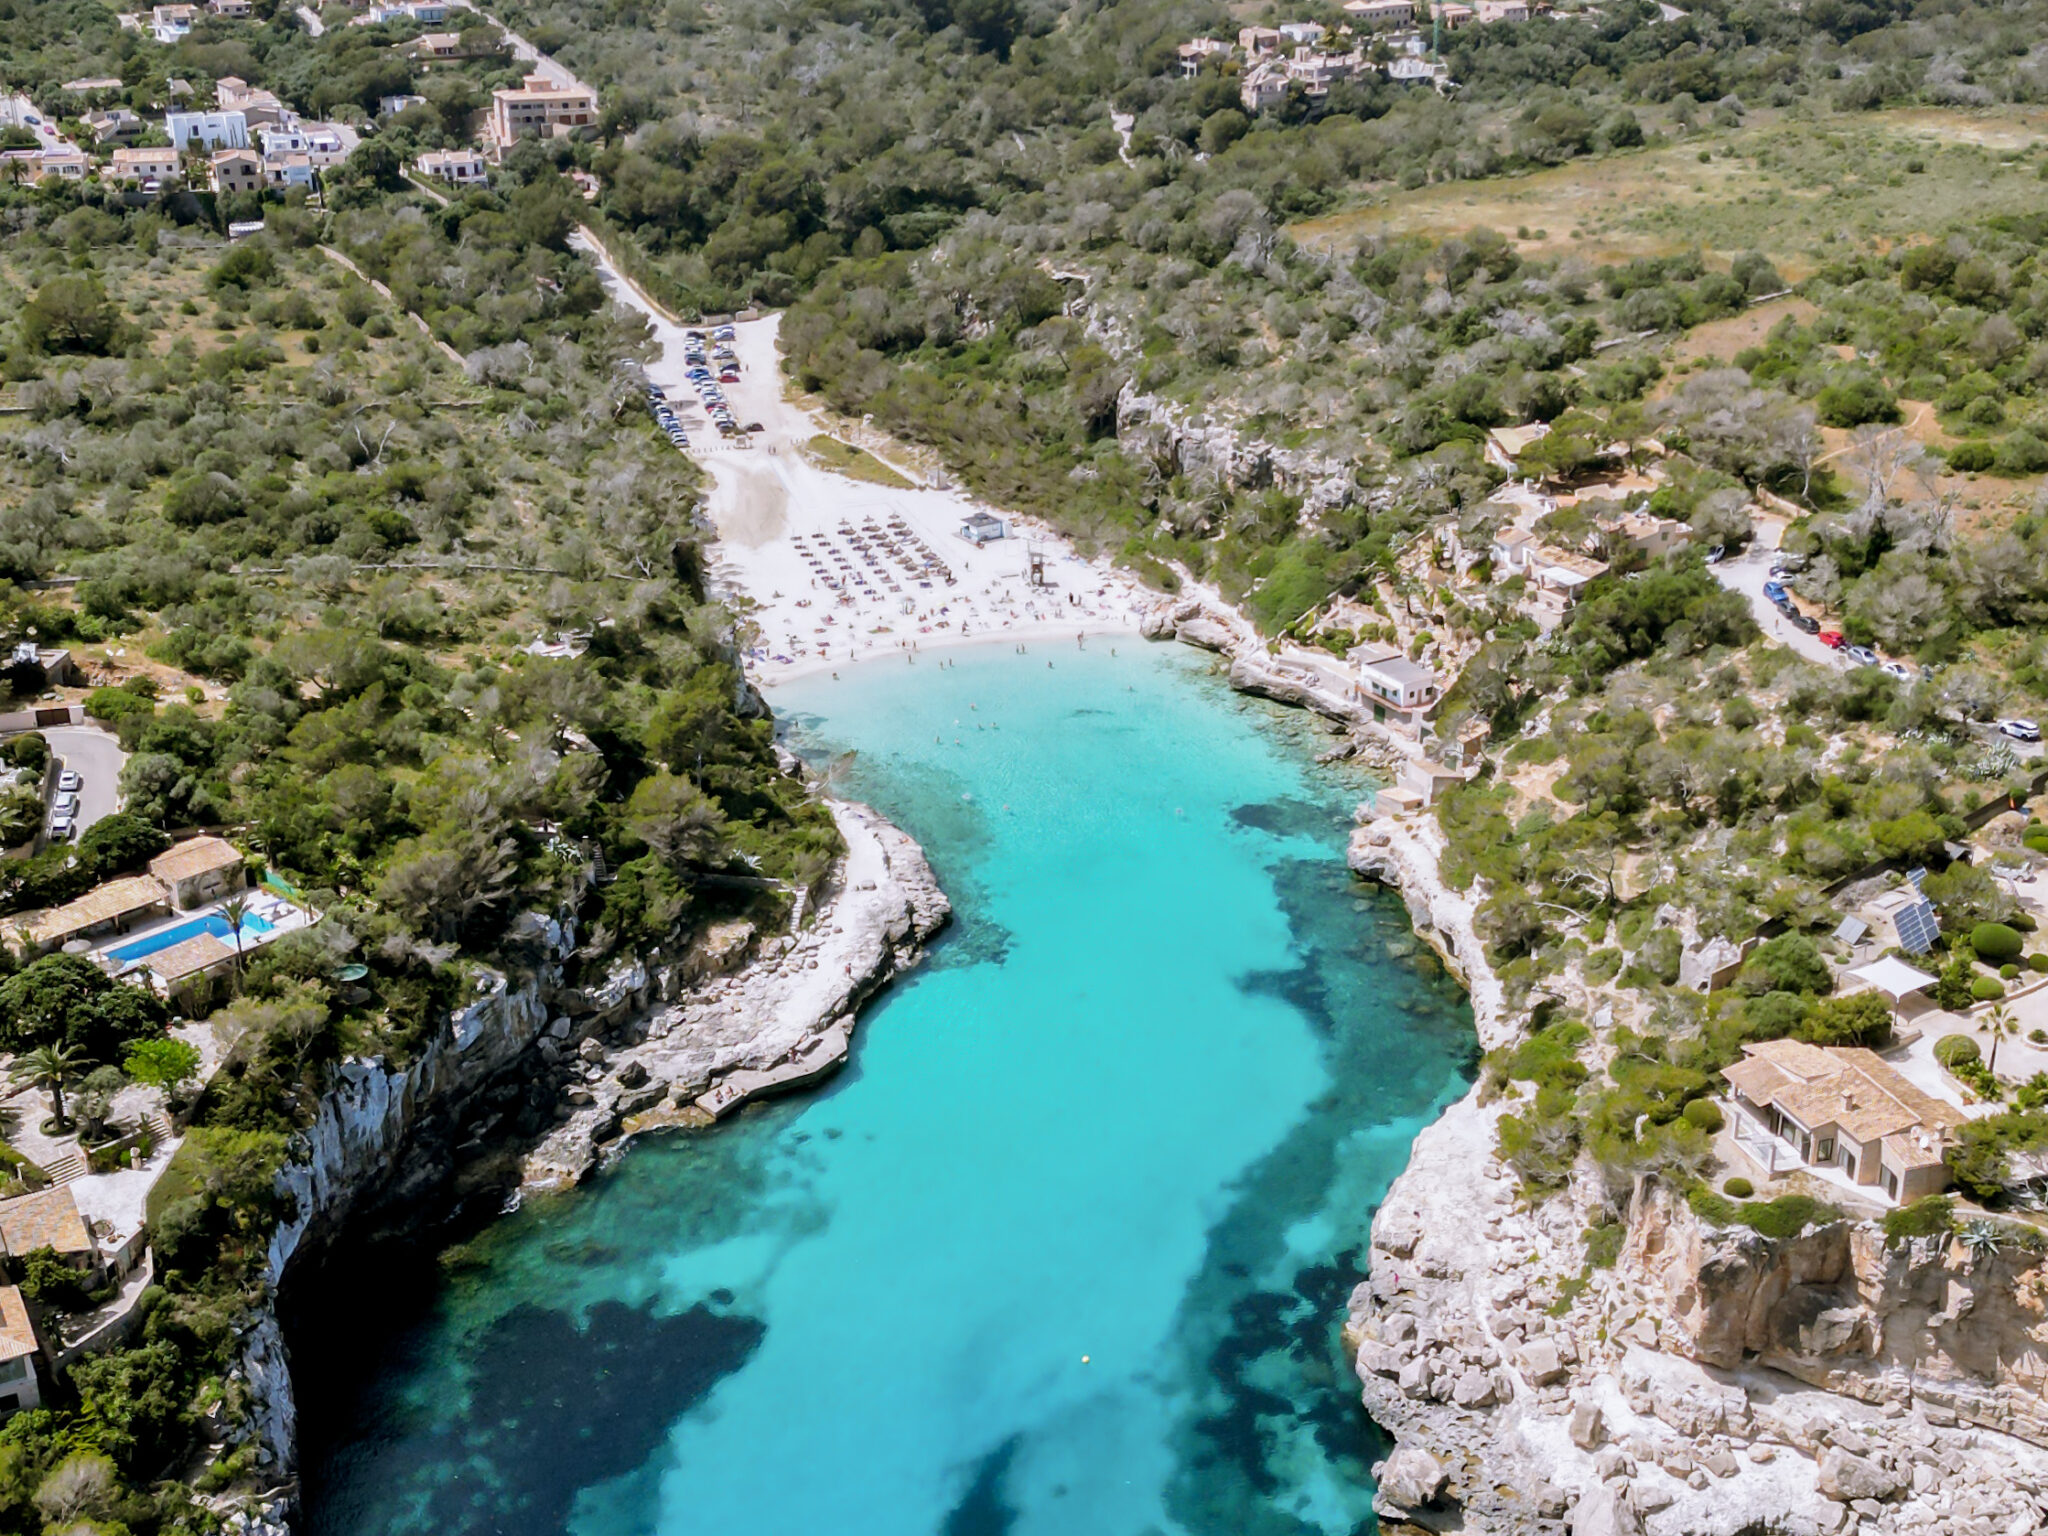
299, 644, 1474, 1536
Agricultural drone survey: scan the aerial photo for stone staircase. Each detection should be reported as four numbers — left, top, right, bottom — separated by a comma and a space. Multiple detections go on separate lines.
42, 1150, 86, 1187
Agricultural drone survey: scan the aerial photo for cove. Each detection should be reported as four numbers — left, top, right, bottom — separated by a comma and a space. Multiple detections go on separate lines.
298, 643, 1475, 1536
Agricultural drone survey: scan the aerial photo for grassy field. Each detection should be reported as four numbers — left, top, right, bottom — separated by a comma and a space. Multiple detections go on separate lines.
1292, 109, 2048, 272
802, 433, 915, 487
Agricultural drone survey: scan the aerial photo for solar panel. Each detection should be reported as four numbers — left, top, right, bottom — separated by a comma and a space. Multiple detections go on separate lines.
1834, 915, 1869, 945
1906, 867, 1928, 889
1893, 898, 1939, 955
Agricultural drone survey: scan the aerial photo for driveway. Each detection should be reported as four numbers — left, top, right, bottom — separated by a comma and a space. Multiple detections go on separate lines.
1710, 548, 1843, 668
42, 724, 126, 835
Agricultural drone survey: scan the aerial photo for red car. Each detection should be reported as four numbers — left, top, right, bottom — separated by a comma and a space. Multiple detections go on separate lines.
1818, 630, 1845, 649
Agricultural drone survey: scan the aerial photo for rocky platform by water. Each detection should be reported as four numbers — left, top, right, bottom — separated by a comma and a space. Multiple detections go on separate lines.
1345, 815, 2048, 1536
520, 802, 950, 1189
221, 798, 947, 1535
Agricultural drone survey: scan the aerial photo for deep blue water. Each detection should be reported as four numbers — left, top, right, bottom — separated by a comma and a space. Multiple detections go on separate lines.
299, 644, 1474, 1536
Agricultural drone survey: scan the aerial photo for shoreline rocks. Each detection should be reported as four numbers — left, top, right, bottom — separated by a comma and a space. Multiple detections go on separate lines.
1344, 812, 2048, 1536
231, 798, 949, 1526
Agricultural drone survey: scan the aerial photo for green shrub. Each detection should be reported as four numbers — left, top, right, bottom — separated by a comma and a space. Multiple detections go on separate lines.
1687, 1186, 1738, 1225
1682, 1098, 1725, 1133
1972, 976, 2007, 1001
1722, 1176, 1754, 1198
1936, 1034, 1983, 1069
1881, 1195, 1955, 1243
0, 733, 48, 772
1584, 1221, 1625, 1269
1799, 990, 1893, 1048
1736, 1194, 1840, 1240
2030, 955, 2048, 974
1946, 440, 1997, 472
83, 686, 154, 725
1738, 931, 1833, 996
2002, 963, 2022, 980
2032, 1029, 2048, 1045
1972, 922, 2024, 962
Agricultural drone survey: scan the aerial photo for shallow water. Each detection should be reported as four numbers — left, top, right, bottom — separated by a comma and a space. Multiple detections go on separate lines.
299, 644, 1474, 1536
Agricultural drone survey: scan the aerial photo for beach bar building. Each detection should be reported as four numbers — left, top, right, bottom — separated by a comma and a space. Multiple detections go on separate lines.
959, 512, 1008, 545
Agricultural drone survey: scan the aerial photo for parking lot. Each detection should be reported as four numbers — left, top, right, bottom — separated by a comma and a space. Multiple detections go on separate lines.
40, 724, 125, 841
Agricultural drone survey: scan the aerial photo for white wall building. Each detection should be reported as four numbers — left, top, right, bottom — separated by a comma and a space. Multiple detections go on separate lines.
167, 110, 249, 151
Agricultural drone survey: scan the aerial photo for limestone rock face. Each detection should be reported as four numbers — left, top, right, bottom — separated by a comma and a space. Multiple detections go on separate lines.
1620, 1181, 2048, 1445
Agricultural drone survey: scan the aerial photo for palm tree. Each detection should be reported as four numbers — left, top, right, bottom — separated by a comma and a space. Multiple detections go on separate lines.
11, 1044, 86, 1131
219, 893, 251, 980
1985, 1002, 2020, 1077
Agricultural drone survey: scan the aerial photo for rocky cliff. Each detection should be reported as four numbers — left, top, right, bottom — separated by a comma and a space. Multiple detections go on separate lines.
1115, 382, 1363, 516
1343, 816, 2048, 1536
223, 799, 948, 1532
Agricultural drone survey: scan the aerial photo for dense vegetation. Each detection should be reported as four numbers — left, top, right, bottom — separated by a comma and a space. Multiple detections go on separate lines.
0, 18, 841, 1524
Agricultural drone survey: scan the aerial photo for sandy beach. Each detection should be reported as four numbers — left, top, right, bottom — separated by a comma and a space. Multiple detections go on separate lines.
572, 234, 1153, 684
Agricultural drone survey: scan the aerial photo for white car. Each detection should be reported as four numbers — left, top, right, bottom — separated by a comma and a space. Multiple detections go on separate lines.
1997, 718, 2042, 742
1880, 661, 1912, 681
57, 770, 80, 792
47, 815, 74, 841
52, 791, 78, 814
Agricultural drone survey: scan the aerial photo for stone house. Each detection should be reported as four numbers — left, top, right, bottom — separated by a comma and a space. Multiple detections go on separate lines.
1722, 1039, 1964, 1204
149, 835, 245, 911
0, 1287, 42, 1416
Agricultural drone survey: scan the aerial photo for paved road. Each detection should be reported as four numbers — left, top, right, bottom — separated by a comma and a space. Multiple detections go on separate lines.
453, 0, 597, 94
1710, 547, 1842, 668
42, 725, 125, 836
3, 93, 76, 154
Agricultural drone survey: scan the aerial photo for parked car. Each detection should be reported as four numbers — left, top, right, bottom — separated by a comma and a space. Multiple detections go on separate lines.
1817, 630, 1845, 649
47, 815, 73, 841
1705, 545, 1725, 564
1790, 612, 1820, 634
1998, 718, 2043, 742
52, 792, 78, 814
1880, 661, 1912, 681
57, 770, 80, 792
1762, 580, 1787, 601
1846, 645, 1881, 668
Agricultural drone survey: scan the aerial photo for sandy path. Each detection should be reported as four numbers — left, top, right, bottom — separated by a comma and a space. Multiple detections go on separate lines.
571, 232, 1152, 683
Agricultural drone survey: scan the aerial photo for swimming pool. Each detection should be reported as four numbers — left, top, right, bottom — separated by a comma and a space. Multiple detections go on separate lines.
106, 909, 276, 964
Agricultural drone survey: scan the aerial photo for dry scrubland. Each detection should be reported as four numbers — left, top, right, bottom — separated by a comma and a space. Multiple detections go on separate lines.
1294, 109, 2048, 273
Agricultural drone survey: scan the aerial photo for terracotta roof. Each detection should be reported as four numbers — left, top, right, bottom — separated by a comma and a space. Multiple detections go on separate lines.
147, 931, 235, 982
27, 875, 166, 945
149, 836, 242, 886
0, 1188, 96, 1262
0, 1286, 36, 1363
1724, 1039, 1964, 1146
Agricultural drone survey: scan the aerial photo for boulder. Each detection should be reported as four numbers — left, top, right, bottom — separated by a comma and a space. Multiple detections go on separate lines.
1515, 1337, 1566, 1387
615, 1060, 650, 1090
1452, 1369, 1496, 1408
1356, 1340, 1403, 1378
1176, 615, 1236, 653
1372, 1445, 1446, 1514
1571, 1484, 1645, 1536
1569, 1399, 1605, 1450
1818, 1448, 1903, 1502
